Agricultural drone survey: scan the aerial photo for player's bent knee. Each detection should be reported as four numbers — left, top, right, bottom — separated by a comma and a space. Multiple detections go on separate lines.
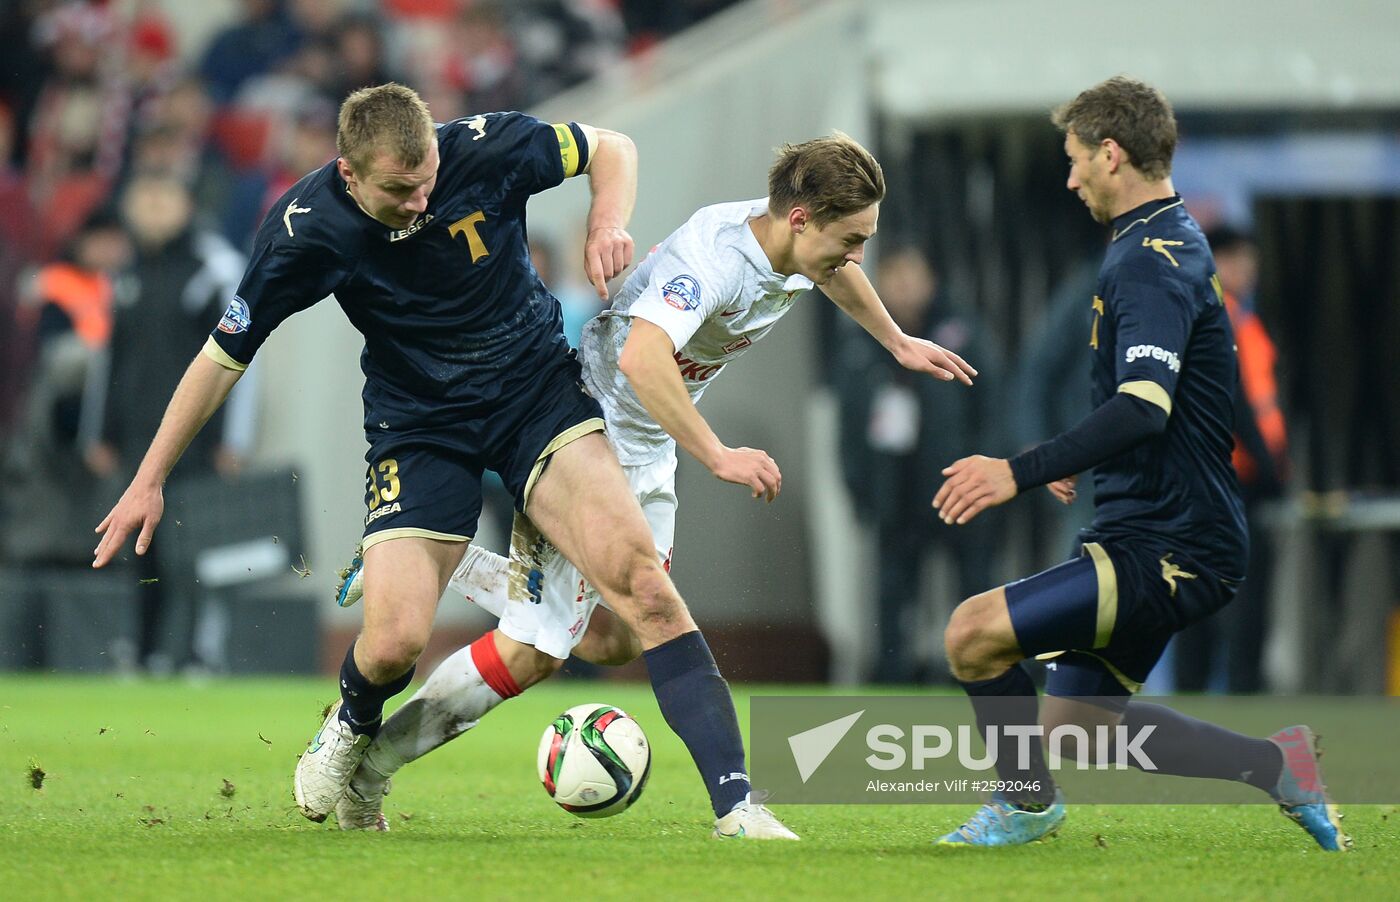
602, 554, 684, 620
943, 604, 982, 668
588, 545, 696, 645
592, 543, 663, 593
358, 634, 426, 679
944, 601, 1014, 680
627, 570, 687, 629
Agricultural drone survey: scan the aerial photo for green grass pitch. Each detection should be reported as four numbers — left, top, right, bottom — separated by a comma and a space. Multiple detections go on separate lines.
3, 676, 1394, 900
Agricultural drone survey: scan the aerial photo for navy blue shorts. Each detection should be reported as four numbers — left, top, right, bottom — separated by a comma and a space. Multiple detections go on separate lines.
359, 355, 604, 548
1004, 539, 1237, 699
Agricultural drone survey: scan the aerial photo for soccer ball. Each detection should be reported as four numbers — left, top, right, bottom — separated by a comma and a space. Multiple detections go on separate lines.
537, 703, 651, 817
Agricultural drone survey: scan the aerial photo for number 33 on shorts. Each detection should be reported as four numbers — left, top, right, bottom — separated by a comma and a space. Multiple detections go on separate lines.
365, 458, 402, 524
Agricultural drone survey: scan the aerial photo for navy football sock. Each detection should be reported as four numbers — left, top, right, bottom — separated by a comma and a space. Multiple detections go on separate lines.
644, 631, 750, 818
337, 641, 415, 738
1119, 702, 1282, 791
959, 665, 1058, 806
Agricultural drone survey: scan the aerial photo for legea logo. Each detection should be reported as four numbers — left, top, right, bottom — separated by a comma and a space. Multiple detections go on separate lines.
786, 712, 1158, 780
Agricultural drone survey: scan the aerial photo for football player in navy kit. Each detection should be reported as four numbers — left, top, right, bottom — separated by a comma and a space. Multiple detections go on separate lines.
328, 133, 975, 836
929, 77, 1350, 851
91, 84, 780, 836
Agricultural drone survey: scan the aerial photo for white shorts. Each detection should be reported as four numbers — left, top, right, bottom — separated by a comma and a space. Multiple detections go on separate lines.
496, 449, 677, 659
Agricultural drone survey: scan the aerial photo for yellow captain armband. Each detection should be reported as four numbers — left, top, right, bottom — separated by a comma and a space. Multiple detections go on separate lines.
552, 124, 582, 178
202, 336, 248, 372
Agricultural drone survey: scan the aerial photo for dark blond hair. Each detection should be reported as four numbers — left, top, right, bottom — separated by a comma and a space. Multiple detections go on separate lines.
1052, 76, 1177, 181
336, 83, 435, 175
768, 132, 885, 226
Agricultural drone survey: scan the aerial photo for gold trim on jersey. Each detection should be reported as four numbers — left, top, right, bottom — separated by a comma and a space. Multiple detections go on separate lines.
362, 527, 473, 550
552, 124, 581, 178
1111, 198, 1184, 242
1085, 542, 1118, 649
521, 417, 607, 508
1090, 296, 1104, 349
1118, 380, 1173, 415
202, 336, 248, 372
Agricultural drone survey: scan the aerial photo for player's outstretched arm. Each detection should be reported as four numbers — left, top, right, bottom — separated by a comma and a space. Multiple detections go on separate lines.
576, 124, 637, 300
618, 319, 781, 502
935, 393, 1166, 525
92, 352, 244, 567
824, 263, 977, 385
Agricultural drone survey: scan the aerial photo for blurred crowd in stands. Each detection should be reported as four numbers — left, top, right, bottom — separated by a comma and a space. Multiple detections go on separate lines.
0, 0, 737, 672
0, 0, 740, 433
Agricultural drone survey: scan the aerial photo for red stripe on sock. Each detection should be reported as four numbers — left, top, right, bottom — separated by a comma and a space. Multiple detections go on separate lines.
470, 632, 521, 699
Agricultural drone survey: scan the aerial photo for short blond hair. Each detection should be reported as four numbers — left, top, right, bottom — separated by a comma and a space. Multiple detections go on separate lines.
768, 132, 885, 227
336, 83, 435, 175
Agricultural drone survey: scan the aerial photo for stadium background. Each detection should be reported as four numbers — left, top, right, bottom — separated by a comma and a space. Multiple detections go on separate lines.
2, 0, 1398, 695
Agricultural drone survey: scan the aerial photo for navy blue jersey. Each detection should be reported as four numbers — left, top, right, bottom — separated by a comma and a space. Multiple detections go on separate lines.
1083, 196, 1247, 579
205, 113, 591, 434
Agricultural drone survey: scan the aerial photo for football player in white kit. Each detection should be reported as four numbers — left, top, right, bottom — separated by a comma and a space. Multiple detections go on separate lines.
333, 133, 977, 835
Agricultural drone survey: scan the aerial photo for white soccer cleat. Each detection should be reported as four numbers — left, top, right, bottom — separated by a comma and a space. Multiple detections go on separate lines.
336, 779, 391, 832
294, 701, 371, 822
713, 802, 800, 840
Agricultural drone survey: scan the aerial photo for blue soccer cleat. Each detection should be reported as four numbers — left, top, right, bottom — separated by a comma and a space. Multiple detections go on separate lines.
937, 790, 1067, 847
335, 548, 364, 608
1268, 725, 1352, 851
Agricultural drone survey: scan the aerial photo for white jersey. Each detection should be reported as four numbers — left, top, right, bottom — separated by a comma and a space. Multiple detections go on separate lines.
580, 198, 814, 465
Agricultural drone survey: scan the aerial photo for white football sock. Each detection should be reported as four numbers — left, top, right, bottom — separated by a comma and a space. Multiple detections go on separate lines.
449, 543, 510, 618
352, 644, 507, 794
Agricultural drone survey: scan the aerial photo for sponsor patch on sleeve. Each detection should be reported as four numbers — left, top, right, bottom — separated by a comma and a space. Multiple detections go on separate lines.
217, 296, 252, 334
1123, 343, 1181, 373
661, 274, 702, 311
